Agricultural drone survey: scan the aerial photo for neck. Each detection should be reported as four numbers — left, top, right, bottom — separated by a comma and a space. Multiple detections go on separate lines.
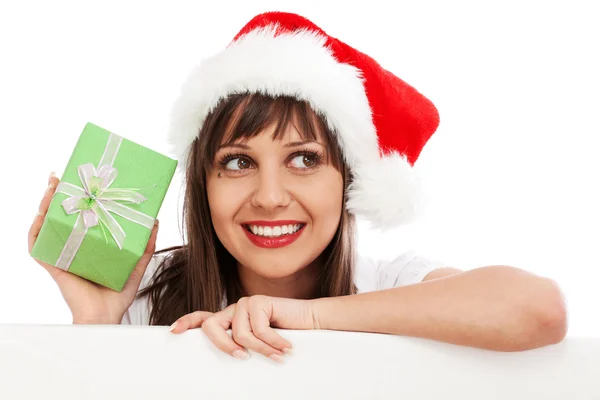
237, 257, 322, 300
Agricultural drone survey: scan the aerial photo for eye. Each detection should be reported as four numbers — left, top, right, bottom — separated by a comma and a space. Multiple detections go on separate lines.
290, 153, 318, 169
225, 157, 251, 170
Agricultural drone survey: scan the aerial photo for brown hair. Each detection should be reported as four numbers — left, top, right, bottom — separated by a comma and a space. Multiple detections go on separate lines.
138, 93, 357, 325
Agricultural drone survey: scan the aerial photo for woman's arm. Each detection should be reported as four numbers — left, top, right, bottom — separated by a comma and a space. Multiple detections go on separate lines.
310, 265, 568, 352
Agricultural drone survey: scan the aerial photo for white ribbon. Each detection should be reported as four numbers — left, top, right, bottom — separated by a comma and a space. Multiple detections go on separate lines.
53, 133, 155, 271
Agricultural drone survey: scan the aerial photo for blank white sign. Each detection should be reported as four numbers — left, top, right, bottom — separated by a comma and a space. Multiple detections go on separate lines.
0, 324, 597, 399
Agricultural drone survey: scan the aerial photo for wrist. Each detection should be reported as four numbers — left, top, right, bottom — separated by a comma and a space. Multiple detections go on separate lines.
309, 296, 340, 330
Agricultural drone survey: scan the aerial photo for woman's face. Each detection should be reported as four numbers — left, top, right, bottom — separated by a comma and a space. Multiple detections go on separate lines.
206, 121, 344, 280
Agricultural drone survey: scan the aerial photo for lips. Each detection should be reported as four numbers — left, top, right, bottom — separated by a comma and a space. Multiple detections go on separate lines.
241, 221, 306, 249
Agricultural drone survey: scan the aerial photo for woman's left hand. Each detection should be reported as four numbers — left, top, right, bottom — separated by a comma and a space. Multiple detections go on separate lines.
168, 295, 316, 362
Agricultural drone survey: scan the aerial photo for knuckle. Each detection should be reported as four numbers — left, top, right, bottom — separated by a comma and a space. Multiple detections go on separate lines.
202, 315, 217, 327
224, 304, 236, 315
249, 294, 267, 305
232, 331, 251, 345
129, 270, 142, 283
191, 311, 207, 320
253, 327, 270, 339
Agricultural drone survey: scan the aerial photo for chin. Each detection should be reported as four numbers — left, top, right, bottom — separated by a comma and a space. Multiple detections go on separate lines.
241, 255, 310, 279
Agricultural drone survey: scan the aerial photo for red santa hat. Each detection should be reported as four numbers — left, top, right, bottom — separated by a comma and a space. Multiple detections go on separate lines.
167, 11, 440, 230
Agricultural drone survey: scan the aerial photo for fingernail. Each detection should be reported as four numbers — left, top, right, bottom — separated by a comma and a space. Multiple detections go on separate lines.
282, 348, 293, 356
168, 322, 177, 332
269, 353, 286, 364
34, 212, 41, 221
48, 172, 55, 184
47, 182, 55, 190
232, 350, 249, 360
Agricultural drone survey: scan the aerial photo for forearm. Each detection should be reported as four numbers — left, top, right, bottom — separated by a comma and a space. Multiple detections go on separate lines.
311, 266, 567, 352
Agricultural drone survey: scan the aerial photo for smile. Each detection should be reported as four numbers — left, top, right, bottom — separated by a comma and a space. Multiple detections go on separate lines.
241, 221, 306, 248
246, 223, 303, 237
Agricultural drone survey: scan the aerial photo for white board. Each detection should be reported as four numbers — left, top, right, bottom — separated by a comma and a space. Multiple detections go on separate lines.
0, 324, 596, 399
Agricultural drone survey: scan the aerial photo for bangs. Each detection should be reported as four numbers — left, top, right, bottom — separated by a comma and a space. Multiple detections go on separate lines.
201, 93, 343, 171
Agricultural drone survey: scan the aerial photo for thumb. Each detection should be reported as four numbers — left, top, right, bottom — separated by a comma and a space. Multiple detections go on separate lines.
122, 219, 159, 295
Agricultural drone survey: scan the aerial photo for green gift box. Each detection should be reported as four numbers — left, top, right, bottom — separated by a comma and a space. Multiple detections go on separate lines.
30, 122, 177, 292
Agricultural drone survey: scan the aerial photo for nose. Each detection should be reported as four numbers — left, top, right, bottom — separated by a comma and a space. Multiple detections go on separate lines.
250, 166, 291, 212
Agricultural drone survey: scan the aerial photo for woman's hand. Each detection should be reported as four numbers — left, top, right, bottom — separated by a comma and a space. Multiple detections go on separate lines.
169, 295, 317, 362
28, 172, 159, 324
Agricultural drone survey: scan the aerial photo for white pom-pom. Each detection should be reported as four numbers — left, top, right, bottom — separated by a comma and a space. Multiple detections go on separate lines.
346, 152, 423, 230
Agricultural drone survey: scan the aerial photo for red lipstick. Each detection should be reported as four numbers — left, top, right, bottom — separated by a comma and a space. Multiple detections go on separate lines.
242, 221, 306, 249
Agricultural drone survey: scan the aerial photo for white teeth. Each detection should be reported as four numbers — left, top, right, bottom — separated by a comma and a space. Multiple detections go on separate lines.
248, 224, 303, 237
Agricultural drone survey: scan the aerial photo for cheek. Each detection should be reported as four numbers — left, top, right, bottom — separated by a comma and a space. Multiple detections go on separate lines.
206, 178, 243, 237
305, 169, 344, 229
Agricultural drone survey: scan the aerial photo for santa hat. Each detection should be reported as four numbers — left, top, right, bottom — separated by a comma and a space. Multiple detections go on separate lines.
167, 11, 440, 230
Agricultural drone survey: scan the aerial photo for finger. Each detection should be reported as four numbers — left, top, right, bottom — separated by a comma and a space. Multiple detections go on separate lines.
232, 299, 283, 361
248, 301, 293, 354
169, 310, 213, 334
121, 220, 158, 295
202, 306, 248, 359
28, 172, 60, 253
38, 172, 59, 213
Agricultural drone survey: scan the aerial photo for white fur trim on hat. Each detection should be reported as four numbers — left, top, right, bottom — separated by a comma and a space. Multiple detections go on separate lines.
347, 152, 423, 229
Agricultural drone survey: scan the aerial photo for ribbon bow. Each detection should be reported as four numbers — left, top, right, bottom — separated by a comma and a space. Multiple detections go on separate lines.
57, 163, 155, 250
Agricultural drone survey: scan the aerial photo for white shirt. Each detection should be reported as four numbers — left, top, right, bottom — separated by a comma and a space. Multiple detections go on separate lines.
121, 251, 445, 325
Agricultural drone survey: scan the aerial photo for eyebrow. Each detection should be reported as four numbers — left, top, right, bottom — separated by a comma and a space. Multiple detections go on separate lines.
284, 140, 324, 148
217, 140, 324, 151
217, 143, 250, 150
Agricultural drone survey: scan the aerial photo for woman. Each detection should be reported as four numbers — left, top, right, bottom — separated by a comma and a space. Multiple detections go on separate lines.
29, 12, 567, 362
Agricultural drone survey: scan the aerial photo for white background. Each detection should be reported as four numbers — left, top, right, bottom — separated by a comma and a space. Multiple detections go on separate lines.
1, 1, 598, 337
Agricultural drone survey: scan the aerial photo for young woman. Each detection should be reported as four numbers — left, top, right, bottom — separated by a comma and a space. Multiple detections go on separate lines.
29, 12, 567, 363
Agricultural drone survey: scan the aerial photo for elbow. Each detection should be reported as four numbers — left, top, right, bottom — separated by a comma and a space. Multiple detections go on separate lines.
537, 278, 569, 344
517, 278, 569, 351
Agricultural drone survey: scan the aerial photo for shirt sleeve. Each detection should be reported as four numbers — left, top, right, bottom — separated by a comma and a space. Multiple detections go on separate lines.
120, 254, 164, 326
359, 251, 446, 292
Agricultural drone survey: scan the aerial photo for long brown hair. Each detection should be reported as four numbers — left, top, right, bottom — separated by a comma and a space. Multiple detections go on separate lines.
138, 93, 357, 325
